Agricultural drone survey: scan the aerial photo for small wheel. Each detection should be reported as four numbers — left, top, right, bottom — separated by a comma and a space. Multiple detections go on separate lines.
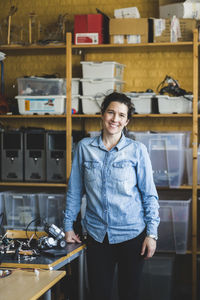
59, 239, 67, 248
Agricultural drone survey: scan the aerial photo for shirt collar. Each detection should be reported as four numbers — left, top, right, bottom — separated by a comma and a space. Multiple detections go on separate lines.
90, 132, 129, 151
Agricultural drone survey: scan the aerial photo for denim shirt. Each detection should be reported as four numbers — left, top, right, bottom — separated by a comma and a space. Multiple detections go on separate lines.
64, 133, 160, 244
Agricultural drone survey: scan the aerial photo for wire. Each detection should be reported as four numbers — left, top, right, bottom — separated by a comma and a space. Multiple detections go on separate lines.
25, 217, 41, 240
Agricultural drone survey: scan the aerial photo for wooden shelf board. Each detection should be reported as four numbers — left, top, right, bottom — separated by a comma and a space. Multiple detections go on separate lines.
72, 42, 193, 49
0, 41, 193, 51
0, 113, 194, 119
157, 185, 192, 189
0, 43, 66, 50
72, 114, 193, 118
0, 114, 66, 119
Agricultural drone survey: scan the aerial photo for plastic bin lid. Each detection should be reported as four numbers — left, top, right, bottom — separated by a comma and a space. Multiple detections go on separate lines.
80, 61, 125, 66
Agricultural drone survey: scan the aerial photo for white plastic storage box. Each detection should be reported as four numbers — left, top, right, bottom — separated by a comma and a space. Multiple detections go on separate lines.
71, 95, 80, 113
38, 193, 65, 228
157, 95, 193, 114
15, 95, 65, 115
81, 78, 124, 96
80, 95, 104, 114
4, 192, 38, 229
63, 78, 80, 95
139, 255, 175, 300
127, 131, 190, 187
157, 191, 191, 254
17, 77, 65, 96
186, 147, 200, 185
81, 61, 125, 79
126, 92, 155, 114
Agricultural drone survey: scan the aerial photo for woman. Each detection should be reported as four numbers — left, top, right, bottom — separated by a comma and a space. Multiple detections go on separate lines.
64, 92, 160, 300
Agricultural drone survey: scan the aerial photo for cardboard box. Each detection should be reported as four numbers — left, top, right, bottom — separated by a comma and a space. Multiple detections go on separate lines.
109, 18, 149, 44
149, 18, 198, 42
160, 1, 200, 20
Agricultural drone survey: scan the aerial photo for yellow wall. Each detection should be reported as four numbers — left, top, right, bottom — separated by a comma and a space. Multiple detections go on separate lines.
0, 0, 193, 104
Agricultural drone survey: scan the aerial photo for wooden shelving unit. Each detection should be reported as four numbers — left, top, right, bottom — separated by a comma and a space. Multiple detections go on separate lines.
66, 31, 199, 300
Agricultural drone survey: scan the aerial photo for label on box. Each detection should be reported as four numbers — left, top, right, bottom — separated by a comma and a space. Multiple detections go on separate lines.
113, 35, 124, 44
75, 33, 99, 44
154, 19, 166, 37
25, 98, 55, 112
127, 34, 141, 43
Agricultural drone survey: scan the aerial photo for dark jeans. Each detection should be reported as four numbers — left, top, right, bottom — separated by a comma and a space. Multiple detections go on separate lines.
86, 230, 145, 300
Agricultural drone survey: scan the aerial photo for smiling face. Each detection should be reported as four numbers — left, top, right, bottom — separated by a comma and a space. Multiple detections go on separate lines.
102, 101, 129, 138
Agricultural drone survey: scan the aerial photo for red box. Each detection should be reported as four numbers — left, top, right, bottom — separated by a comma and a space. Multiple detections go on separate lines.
74, 14, 104, 44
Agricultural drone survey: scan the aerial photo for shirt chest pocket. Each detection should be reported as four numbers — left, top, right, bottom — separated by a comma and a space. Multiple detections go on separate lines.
110, 161, 136, 182
83, 161, 101, 182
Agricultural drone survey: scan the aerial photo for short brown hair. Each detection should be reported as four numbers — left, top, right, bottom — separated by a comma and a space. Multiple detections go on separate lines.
101, 92, 135, 120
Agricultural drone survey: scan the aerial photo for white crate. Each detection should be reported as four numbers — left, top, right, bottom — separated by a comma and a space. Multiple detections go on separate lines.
71, 95, 79, 113
126, 92, 155, 114
157, 95, 193, 114
80, 96, 104, 114
63, 78, 80, 95
15, 95, 65, 115
81, 61, 125, 79
159, 2, 200, 20
81, 78, 124, 96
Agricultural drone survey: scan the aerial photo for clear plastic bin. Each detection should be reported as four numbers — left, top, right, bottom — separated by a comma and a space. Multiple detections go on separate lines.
128, 131, 190, 187
4, 192, 38, 229
128, 131, 190, 150
38, 193, 65, 228
112, 254, 175, 300
186, 147, 200, 185
139, 254, 175, 300
157, 95, 193, 114
15, 95, 65, 115
157, 191, 191, 254
17, 77, 65, 96
0, 192, 5, 231
0, 192, 5, 215
81, 61, 125, 79
81, 78, 124, 96
151, 148, 186, 187
80, 95, 104, 114
126, 92, 155, 114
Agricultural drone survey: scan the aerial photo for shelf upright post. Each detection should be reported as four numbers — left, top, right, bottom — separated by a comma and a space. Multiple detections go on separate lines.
66, 32, 72, 181
192, 28, 198, 300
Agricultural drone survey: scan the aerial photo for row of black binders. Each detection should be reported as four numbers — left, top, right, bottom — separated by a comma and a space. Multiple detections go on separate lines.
1, 129, 66, 183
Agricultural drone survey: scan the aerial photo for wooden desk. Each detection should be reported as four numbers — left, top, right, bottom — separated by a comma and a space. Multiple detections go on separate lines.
0, 243, 86, 300
0, 269, 66, 300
